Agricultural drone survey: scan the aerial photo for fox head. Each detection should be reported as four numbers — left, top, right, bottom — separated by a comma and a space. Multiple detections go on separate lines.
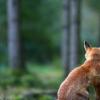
84, 41, 100, 60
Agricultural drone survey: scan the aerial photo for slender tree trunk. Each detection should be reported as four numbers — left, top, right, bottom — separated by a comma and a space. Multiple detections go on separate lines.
7, 0, 24, 70
97, 13, 100, 46
61, 0, 70, 76
69, 0, 81, 70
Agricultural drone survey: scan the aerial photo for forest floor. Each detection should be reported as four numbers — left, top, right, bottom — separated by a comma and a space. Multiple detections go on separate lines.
0, 64, 63, 100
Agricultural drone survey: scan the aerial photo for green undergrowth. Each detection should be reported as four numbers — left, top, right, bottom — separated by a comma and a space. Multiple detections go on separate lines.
0, 64, 63, 99
0, 64, 63, 89
0, 64, 97, 100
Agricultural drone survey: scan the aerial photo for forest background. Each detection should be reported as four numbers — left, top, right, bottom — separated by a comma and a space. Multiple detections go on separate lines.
0, 0, 99, 99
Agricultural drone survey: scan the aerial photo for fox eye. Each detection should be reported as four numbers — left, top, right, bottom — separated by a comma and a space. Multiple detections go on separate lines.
84, 41, 91, 51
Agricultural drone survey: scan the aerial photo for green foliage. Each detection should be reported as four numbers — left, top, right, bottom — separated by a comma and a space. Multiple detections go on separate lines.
20, 0, 61, 63
38, 95, 54, 100
88, 84, 96, 100
86, 0, 100, 12
20, 74, 42, 88
0, 64, 61, 100
0, 0, 61, 64
0, 0, 7, 64
0, 0, 6, 42
0, 64, 62, 89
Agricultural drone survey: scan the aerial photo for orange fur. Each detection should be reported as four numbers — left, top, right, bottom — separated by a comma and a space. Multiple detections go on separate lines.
57, 42, 100, 100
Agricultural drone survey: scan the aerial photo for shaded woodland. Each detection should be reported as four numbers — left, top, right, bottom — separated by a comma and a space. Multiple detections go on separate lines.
0, 0, 100, 99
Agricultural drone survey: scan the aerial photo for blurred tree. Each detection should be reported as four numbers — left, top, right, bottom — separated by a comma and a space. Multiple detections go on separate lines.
7, 0, 25, 70
20, 0, 61, 63
86, 0, 100, 46
69, 0, 82, 70
1, 0, 61, 64
61, 0, 70, 76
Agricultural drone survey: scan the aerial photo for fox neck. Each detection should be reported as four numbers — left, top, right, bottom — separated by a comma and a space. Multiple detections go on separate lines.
86, 54, 100, 62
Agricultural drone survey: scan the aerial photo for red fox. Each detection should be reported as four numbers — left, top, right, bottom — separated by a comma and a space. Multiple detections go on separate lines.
57, 41, 100, 100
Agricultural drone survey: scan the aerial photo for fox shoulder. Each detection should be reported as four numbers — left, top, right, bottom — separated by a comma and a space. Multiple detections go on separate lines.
57, 66, 88, 99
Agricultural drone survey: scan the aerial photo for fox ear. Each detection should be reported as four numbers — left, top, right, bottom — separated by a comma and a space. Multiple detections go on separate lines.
84, 41, 91, 51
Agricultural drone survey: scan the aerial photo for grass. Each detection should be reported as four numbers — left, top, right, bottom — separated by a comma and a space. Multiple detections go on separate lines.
28, 64, 62, 76
0, 63, 97, 100
0, 63, 63, 99
27, 63, 63, 88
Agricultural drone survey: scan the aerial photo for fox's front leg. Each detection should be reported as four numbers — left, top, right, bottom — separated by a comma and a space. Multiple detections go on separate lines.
92, 75, 100, 100
76, 88, 89, 100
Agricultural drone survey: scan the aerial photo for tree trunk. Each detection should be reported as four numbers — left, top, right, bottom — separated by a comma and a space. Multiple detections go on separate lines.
97, 14, 100, 46
69, 0, 81, 70
61, 0, 70, 76
7, 0, 24, 71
